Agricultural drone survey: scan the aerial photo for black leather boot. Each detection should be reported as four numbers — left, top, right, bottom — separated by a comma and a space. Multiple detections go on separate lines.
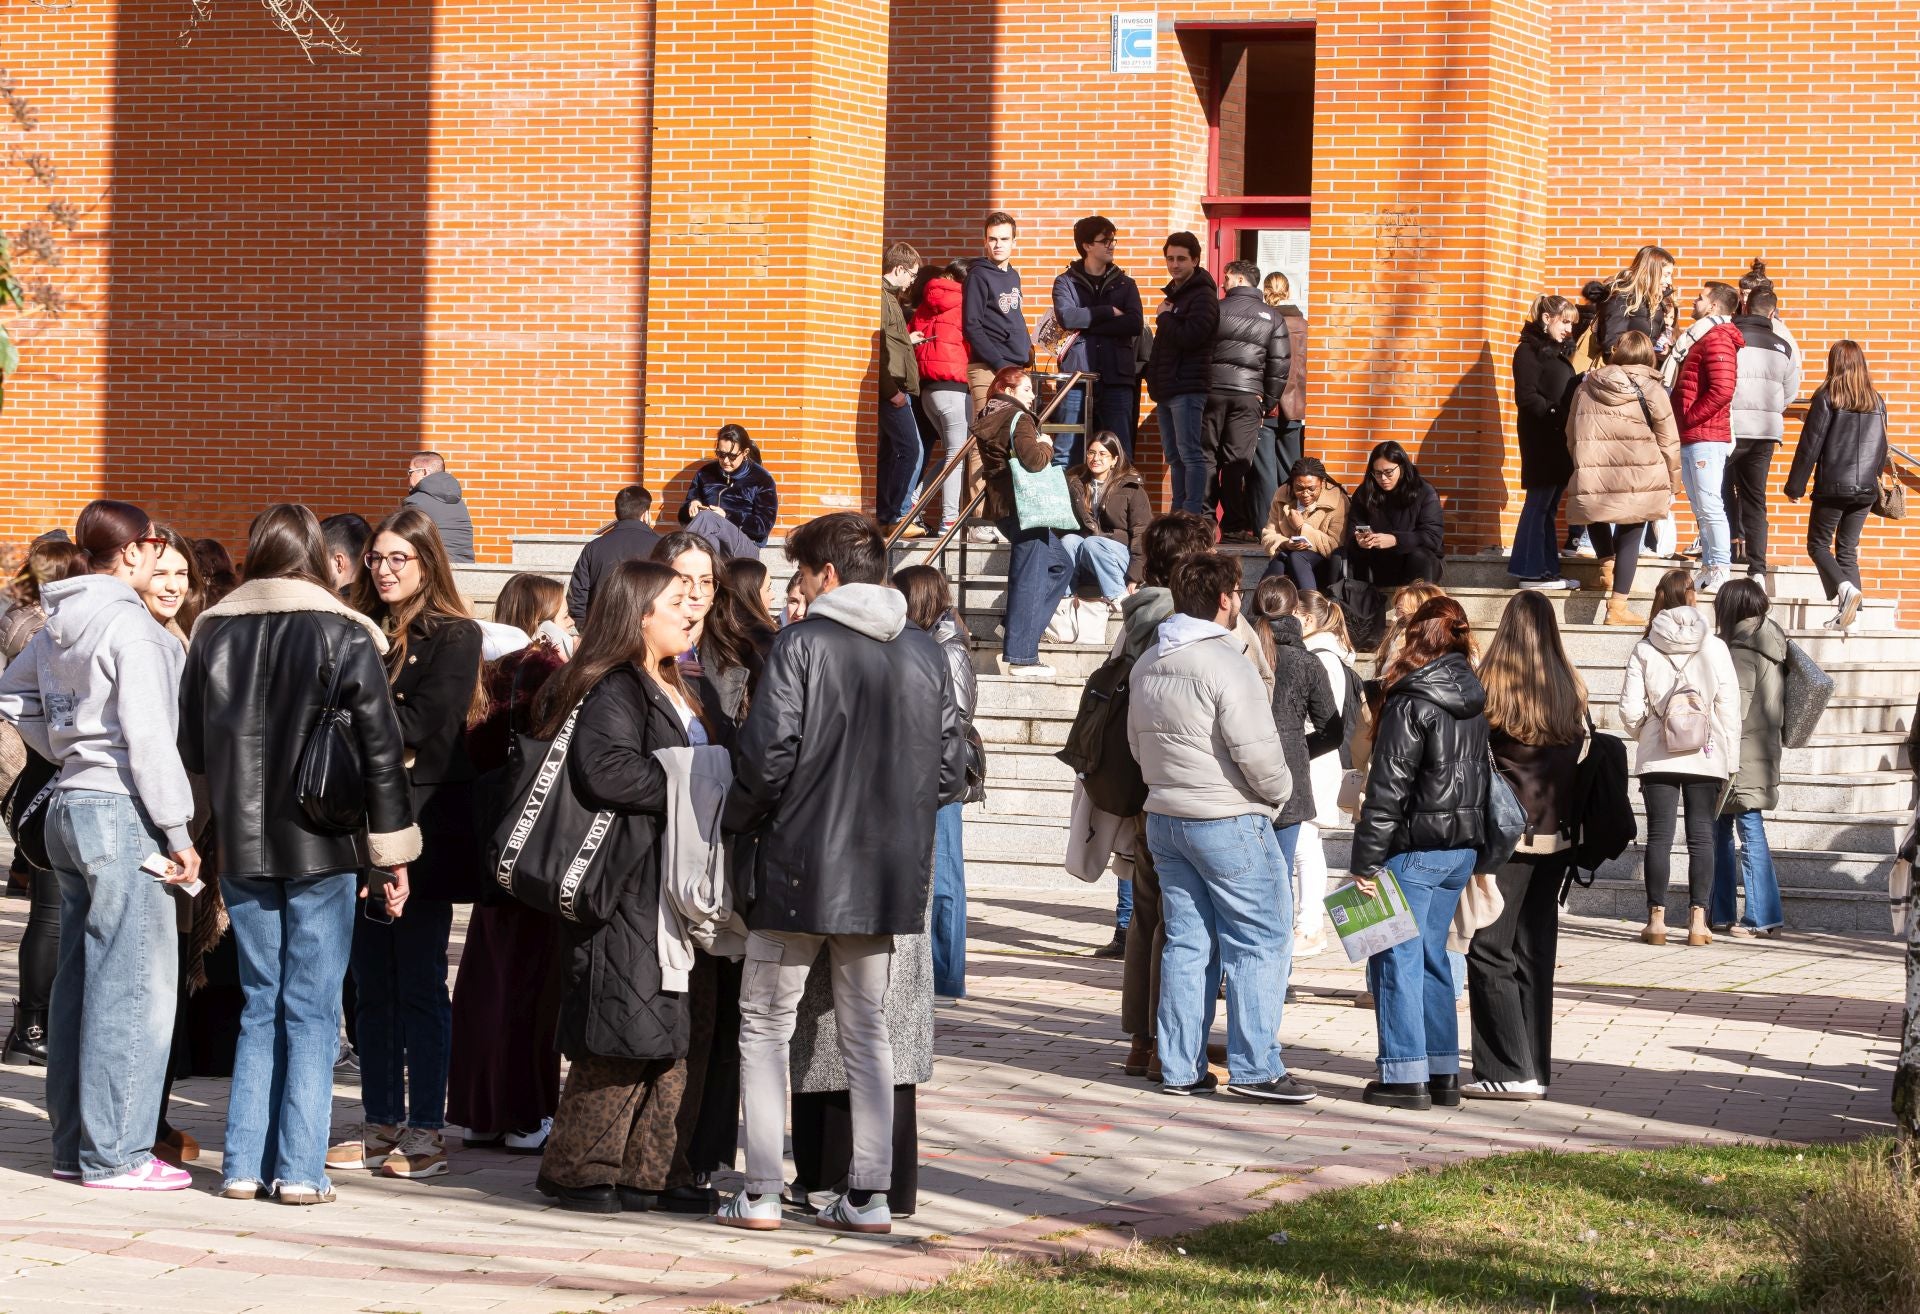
1427, 1073, 1461, 1108
1362, 1080, 1432, 1110
3, 1002, 47, 1067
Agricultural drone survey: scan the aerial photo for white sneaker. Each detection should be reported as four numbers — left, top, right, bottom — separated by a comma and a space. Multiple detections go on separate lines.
1836, 581, 1862, 630
814, 1191, 893, 1234
1461, 1078, 1547, 1101
83, 1159, 192, 1192
1694, 566, 1729, 593
503, 1117, 552, 1154
1002, 662, 1056, 680
1518, 576, 1577, 591
714, 1190, 784, 1230
1571, 539, 1597, 559
964, 525, 1002, 545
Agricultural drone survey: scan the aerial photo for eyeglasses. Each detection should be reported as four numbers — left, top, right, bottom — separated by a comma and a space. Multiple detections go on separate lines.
1090, 235, 1116, 247
363, 551, 419, 573
137, 536, 169, 549
1371, 466, 1399, 479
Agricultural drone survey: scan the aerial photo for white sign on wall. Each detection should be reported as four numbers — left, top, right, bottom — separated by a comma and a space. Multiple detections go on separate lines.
1257, 229, 1311, 317
1111, 12, 1157, 73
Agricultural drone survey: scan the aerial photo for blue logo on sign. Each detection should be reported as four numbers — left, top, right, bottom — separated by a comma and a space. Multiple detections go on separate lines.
1121, 27, 1152, 58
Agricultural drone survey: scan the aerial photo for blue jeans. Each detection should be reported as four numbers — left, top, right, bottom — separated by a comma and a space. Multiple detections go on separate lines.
1158, 393, 1210, 515
222, 872, 357, 1192
877, 397, 925, 522
931, 802, 967, 998
1148, 813, 1297, 1087
1050, 386, 1087, 470
1115, 876, 1133, 930
351, 896, 455, 1130
1261, 548, 1331, 591
1710, 810, 1784, 930
1059, 532, 1132, 600
1093, 382, 1141, 459
997, 517, 1071, 664
1365, 847, 1475, 1084
43, 789, 180, 1181
1510, 485, 1564, 580
1681, 441, 1731, 570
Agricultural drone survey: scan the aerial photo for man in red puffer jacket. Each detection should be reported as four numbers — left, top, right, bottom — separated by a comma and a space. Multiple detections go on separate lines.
1671, 282, 1743, 592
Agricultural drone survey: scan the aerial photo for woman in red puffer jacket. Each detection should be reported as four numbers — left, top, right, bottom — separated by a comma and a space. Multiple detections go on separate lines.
908, 261, 973, 531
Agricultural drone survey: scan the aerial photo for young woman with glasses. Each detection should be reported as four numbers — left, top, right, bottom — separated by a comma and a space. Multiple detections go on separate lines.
1347, 440, 1445, 588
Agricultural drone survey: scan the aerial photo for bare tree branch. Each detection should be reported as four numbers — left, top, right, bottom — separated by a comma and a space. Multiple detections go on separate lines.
181, 0, 362, 62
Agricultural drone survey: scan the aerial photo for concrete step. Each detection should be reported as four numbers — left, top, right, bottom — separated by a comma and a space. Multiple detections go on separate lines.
511, 534, 596, 570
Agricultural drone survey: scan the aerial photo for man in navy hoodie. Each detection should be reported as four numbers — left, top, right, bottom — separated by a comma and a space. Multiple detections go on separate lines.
964, 211, 1032, 414
1051, 215, 1145, 464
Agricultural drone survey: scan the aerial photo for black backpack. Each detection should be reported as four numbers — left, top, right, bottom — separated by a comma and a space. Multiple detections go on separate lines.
1328, 576, 1386, 654
1560, 721, 1634, 901
1056, 651, 1147, 817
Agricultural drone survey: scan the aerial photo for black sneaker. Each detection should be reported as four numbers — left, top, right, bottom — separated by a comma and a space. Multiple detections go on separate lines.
1160, 1072, 1220, 1096
1226, 1075, 1317, 1104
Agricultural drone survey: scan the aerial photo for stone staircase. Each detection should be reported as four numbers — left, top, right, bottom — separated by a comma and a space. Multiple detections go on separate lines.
456, 534, 1916, 935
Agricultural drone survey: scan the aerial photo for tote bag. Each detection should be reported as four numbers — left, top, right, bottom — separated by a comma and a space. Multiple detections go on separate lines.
1009, 459, 1081, 532
486, 704, 626, 929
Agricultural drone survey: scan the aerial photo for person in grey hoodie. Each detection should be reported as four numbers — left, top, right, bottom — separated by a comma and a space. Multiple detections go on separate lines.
0, 500, 199, 1191
1127, 551, 1313, 1106
402, 452, 476, 563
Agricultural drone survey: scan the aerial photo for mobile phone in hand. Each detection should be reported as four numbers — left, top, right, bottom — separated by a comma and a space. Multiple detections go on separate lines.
364, 868, 396, 924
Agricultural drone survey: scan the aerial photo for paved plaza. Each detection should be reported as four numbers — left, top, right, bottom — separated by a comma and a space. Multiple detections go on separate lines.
0, 882, 1896, 1312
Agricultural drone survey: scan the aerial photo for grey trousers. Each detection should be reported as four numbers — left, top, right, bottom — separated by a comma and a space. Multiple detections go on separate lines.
738, 929, 894, 1195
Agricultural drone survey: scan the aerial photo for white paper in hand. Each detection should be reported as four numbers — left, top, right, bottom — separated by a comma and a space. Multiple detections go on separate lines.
1324, 873, 1420, 963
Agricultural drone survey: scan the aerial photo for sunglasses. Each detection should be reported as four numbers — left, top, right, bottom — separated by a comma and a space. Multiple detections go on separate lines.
715, 448, 744, 461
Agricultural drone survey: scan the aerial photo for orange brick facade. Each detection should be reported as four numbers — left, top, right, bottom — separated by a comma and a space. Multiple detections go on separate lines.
3, 0, 1919, 611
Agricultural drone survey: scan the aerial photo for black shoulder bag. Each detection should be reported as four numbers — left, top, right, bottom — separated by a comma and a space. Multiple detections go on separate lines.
296, 620, 368, 833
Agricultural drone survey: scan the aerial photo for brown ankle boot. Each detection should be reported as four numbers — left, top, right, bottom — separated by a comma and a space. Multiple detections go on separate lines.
1124, 1034, 1151, 1077
1687, 907, 1713, 946
1641, 905, 1668, 946
1594, 556, 1614, 595
1606, 593, 1647, 627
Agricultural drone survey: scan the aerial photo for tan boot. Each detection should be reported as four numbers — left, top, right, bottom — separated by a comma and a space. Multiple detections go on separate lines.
1593, 556, 1614, 595
1641, 905, 1668, 946
1606, 593, 1647, 627
1687, 907, 1713, 947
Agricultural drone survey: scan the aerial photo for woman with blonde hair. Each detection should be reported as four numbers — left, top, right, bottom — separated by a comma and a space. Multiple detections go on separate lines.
1785, 340, 1889, 629
1464, 591, 1586, 1101
1375, 580, 1447, 672
1599, 245, 1678, 360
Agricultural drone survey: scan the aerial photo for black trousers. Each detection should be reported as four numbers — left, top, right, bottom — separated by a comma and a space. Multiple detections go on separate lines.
1807, 495, 1873, 598
791, 1085, 918, 1216
1723, 441, 1776, 570
1349, 545, 1442, 589
1641, 774, 1719, 909
1467, 859, 1566, 1086
18, 865, 59, 1014
1203, 392, 1266, 532
1589, 521, 1645, 596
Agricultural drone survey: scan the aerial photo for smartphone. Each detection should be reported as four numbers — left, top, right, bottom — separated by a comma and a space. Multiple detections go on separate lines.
363, 867, 396, 924
1355, 523, 1373, 536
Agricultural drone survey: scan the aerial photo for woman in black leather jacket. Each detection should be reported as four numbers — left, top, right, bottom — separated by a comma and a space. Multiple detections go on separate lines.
1349, 596, 1488, 1111
345, 507, 483, 1182
1785, 340, 1890, 629
179, 504, 418, 1203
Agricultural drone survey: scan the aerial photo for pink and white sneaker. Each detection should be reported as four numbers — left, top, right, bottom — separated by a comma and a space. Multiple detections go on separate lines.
83, 1159, 192, 1191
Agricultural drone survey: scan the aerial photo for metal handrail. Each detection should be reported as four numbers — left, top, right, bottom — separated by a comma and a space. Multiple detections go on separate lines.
882, 370, 1091, 554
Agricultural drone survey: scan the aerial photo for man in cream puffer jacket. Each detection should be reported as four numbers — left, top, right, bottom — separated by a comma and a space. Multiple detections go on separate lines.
1127, 552, 1313, 1105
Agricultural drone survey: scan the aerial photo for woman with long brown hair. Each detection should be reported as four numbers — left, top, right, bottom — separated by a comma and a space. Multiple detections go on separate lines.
1599, 245, 1678, 360
1464, 592, 1586, 1101
181, 504, 417, 1203
531, 560, 700, 1214
448, 572, 572, 1158
1786, 340, 1889, 629
337, 507, 483, 1182
1349, 596, 1489, 1111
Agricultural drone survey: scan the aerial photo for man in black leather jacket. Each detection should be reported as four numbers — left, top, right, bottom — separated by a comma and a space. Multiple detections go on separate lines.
718, 513, 965, 1236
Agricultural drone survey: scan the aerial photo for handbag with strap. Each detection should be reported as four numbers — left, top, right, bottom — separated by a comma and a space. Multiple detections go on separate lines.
1476, 750, 1528, 874
1874, 463, 1907, 520
295, 620, 367, 834
1780, 638, 1834, 749
486, 703, 625, 928
1, 747, 58, 871
1009, 457, 1081, 532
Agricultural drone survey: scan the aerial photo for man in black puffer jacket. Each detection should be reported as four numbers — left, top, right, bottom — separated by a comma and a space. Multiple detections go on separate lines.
720, 513, 966, 1235
1146, 233, 1219, 516
1207, 261, 1292, 537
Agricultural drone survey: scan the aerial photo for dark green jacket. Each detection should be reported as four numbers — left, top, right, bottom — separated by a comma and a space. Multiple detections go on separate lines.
1726, 615, 1785, 813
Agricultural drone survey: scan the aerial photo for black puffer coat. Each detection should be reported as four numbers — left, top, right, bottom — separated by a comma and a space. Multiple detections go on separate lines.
1599, 287, 1675, 359
559, 664, 692, 1062
179, 578, 418, 881
1269, 616, 1338, 828
1512, 321, 1578, 489
1208, 284, 1291, 404
723, 583, 967, 936
1146, 267, 1219, 402
1350, 651, 1490, 873
1785, 391, 1889, 503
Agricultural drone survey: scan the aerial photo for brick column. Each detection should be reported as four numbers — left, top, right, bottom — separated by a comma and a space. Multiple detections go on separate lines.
643, 0, 890, 533
1311, 0, 1550, 554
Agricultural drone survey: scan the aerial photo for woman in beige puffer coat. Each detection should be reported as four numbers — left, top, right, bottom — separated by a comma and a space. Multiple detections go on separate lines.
1565, 330, 1681, 626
